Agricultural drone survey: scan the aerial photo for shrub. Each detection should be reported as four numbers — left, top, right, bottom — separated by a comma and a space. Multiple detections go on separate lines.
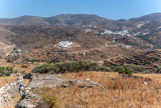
109, 65, 149, 73
33, 60, 105, 74
118, 67, 133, 76
148, 57, 159, 61
0, 67, 13, 76
21, 65, 28, 68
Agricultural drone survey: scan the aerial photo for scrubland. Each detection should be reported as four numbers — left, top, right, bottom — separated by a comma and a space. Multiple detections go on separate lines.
35, 72, 161, 108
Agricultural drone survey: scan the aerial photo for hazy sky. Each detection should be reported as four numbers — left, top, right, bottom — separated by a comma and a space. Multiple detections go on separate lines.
0, 0, 161, 19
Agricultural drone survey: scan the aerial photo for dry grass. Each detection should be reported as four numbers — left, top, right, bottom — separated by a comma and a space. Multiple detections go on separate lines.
0, 75, 17, 87
0, 59, 34, 87
0, 59, 40, 74
35, 72, 161, 108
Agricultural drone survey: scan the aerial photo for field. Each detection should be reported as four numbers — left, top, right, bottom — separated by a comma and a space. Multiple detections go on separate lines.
35, 72, 161, 108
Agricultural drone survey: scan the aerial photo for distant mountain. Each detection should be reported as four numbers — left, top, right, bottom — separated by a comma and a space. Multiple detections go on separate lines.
0, 16, 49, 26
0, 14, 134, 30
0, 13, 160, 30
0, 13, 161, 49
45, 14, 118, 29
129, 13, 161, 23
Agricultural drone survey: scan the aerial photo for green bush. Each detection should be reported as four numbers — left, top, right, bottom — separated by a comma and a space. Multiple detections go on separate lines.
118, 67, 133, 76
148, 57, 159, 61
0, 67, 13, 76
33, 60, 112, 74
109, 65, 149, 73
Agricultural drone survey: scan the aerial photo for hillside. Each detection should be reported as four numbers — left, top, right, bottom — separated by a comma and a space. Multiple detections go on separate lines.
1, 13, 160, 48
129, 13, 161, 23
0, 13, 160, 64
0, 14, 118, 29
0, 14, 149, 30
0, 13, 160, 29
105, 49, 161, 69
2, 26, 141, 62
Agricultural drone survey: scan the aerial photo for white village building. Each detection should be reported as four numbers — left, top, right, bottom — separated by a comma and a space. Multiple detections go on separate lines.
56, 41, 73, 48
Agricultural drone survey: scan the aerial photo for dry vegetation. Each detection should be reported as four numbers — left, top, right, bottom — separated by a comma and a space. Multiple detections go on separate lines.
35, 72, 161, 108
0, 75, 17, 88
0, 59, 39, 74
0, 58, 36, 87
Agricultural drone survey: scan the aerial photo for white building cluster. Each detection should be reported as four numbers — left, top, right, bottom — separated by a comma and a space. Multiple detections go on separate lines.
56, 41, 73, 48
132, 32, 149, 36
100, 29, 131, 36
100, 29, 149, 37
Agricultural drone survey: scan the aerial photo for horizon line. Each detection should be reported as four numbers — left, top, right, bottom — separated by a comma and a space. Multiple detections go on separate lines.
0, 12, 161, 20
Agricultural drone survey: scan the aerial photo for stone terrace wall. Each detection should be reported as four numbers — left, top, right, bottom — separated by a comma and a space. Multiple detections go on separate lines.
0, 74, 23, 106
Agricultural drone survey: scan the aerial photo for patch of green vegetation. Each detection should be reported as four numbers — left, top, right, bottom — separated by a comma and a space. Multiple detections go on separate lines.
46, 59, 60, 64
0, 67, 13, 76
118, 67, 133, 76
109, 65, 152, 74
153, 66, 161, 73
33, 60, 112, 74
5, 56, 19, 63
148, 57, 159, 61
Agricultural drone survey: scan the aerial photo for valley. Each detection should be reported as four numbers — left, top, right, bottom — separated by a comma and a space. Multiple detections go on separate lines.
0, 13, 161, 108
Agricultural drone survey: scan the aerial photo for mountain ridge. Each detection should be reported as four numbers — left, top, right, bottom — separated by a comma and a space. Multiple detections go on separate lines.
0, 13, 160, 30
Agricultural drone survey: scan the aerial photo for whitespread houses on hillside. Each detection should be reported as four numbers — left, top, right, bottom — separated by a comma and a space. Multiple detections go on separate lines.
56, 41, 73, 48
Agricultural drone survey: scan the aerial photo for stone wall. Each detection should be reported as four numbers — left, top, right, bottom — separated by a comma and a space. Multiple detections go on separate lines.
0, 74, 23, 106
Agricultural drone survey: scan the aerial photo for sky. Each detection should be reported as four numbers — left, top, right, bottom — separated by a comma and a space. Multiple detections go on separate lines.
0, 0, 161, 19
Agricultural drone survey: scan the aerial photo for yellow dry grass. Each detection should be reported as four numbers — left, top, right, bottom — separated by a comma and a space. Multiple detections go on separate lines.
35, 72, 161, 108
0, 75, 17, 87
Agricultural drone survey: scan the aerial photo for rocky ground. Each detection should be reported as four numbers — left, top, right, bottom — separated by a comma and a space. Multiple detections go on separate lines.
0, 72, 161, 108
15, 73, 103, 108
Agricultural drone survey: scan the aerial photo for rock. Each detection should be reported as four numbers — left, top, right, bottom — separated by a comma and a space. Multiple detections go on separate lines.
16, 87, 39, 108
